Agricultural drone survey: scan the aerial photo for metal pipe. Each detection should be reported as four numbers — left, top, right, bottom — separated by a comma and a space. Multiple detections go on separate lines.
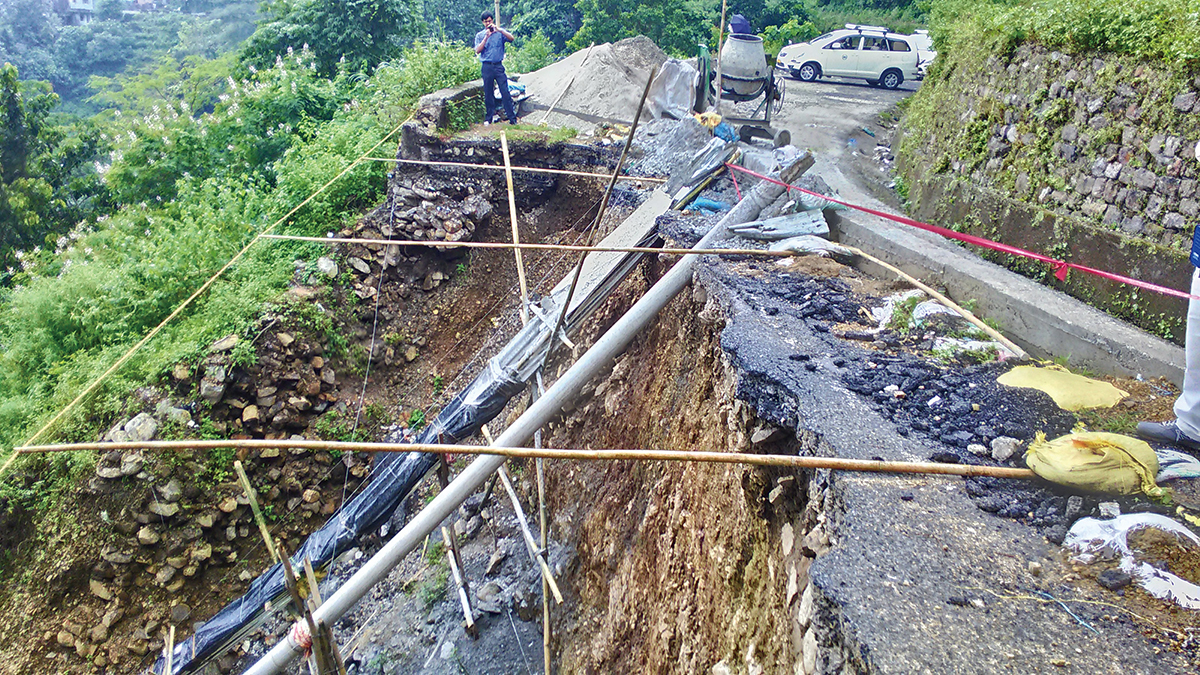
243, 155, 811, 675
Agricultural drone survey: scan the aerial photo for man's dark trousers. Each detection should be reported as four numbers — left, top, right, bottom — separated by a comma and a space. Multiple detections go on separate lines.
482, 61, 517, 124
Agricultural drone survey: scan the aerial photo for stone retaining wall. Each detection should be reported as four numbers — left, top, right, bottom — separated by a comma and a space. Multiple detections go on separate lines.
899, 42, 1200, 341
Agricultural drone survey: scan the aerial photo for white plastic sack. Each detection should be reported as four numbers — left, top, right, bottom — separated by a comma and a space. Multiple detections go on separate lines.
647, 58, 699, 120
1065, 513, 1200, 610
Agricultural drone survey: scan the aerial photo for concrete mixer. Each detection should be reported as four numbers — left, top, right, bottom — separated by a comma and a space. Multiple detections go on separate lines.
694, 34, 789, 147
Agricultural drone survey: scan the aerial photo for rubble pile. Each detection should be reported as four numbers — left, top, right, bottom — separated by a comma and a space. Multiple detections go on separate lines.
373, 174, 495, 243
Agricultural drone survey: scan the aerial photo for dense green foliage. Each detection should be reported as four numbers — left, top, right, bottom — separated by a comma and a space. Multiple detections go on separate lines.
0, 39, 482, 498
0, 65, 107, 277
568, 0, 717, 55
929, 0, 1200, 67
239, 0, 425, 76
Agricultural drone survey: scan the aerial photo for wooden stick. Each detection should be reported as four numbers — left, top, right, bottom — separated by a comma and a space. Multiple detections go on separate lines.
17, 439, 1038, 480
497, 465, 564, 604
482, 426, 564, 604
362, 157, 666, 183
235, 460, 280, 563
164, 624, 175, 675
281, 549, 332, 675
261, 234, 797, 258
547, 67, 658, 358
500, 132, 530, 325
530, 378, 551, 675
538, 42, 594, 125
302, 558, 348, 675
442, 525, 477, 633
713, 0, 728, 113
842, 245, 1030, 359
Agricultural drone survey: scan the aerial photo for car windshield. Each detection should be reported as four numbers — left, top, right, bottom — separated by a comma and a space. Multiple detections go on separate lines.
811, 32, 836, 45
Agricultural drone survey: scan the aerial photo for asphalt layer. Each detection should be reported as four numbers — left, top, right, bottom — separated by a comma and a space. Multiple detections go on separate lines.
685, 247, 1196, 673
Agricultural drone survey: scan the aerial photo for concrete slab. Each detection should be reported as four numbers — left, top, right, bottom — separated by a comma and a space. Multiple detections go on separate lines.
830, 210, 1185, 385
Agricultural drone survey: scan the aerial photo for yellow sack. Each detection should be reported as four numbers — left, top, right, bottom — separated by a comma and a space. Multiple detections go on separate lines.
997, 364, 1127, 411
1025, 431, 1161, 496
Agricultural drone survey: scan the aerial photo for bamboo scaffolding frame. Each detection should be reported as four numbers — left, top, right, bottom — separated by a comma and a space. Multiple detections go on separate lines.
500, 132, 530, 325
362, 157, 666, 183
19, 439, 1038, 480
842, 245, 1029, 359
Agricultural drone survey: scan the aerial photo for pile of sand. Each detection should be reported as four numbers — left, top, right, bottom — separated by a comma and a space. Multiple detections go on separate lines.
517, 36, 669, 132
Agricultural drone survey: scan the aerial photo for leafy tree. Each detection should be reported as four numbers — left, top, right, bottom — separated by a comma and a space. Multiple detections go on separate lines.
568, 0, 717, 55
240, 0, 426, 77
508, 0, 581, 51
0, 64, 107, 278
0, 0, 60, 83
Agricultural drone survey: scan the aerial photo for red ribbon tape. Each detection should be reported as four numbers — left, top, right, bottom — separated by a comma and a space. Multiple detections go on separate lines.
724, 163, 1198, 302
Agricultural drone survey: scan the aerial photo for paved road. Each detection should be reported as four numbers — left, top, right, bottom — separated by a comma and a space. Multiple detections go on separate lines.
725, 74, 917, 211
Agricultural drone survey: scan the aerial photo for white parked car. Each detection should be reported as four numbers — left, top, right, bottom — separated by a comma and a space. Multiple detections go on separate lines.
908, 29, 936, 79
777, 24, 920, 89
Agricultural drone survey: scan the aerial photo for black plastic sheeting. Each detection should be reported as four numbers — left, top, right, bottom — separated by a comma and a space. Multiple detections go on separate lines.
154, 368, 527, 674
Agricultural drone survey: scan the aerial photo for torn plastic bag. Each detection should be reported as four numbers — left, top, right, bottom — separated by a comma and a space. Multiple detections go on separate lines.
1065, 513, 1200, 610
1025, 431, 1162, 497
1156, 447, 1200, 482
646, 58, 699, 120
997, 364, 1128, 411
768, 235, 855, 265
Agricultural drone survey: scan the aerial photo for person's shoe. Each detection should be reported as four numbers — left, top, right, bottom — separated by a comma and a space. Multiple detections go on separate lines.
1136, 420, 1200, 451
508, 118, 518, 125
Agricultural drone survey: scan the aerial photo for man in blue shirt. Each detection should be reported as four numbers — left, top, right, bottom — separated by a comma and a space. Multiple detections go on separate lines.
474, 12, 517, 125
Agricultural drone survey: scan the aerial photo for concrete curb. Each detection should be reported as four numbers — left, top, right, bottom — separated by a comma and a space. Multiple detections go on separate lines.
832, 210, 1186, 385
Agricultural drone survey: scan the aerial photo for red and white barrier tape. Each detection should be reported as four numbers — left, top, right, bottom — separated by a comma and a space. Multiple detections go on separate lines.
724, 162, 1199, 302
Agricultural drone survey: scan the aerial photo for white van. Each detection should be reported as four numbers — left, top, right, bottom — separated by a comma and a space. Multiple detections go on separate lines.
777, 24, 921, 89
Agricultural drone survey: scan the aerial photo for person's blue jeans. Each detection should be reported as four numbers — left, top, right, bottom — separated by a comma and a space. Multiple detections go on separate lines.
481, 61, 517, 124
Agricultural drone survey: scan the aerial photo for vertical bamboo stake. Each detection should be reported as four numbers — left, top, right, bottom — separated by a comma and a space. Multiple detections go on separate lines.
532, 377, 551, 675
500, 132, 530, 325
442, 525, 477, 633
303, 558, 347, 675
164, 625, 175, 675
713, 0, 728, 113
235, 460, 280, 563
279, 547, 331, 675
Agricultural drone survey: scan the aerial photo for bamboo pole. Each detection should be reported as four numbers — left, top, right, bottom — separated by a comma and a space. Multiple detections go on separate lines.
362, 157, 666, 183
165, 625, 175, 675
303, 558, 347, 675
842, 245, 1030, 359
261, 234, 798, 258
280, 550, 333, 675
235, 460, 280, 563
538, 42, 595, 125
442, 524, 477, 633
533, 382, 551, 675
500, 132, 530, 325
713, 0, 728, 113
546, 67, 657, 356
482, 426, 564, 604
498, 464, 564, 603
17, 439, 1037, 480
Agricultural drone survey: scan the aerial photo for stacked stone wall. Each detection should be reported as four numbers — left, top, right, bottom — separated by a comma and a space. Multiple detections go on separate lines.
898, 42, 1200, 340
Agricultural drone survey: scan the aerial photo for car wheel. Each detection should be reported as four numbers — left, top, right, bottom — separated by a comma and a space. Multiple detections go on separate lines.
796, 63, 819, 82
880, 69, 902, 90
